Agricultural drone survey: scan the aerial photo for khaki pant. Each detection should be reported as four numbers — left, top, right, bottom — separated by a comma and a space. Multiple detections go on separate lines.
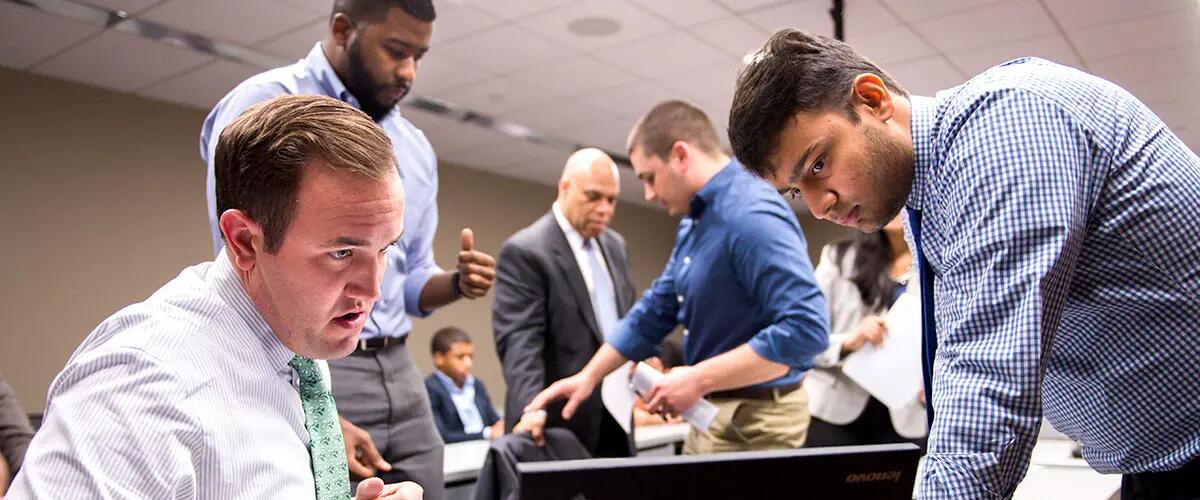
683, 385, 810, 454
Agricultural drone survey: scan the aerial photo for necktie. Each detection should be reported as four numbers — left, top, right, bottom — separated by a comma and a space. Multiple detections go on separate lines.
583, 239, 620, 338
907, 208, 938, 428
290, 355, 352, 500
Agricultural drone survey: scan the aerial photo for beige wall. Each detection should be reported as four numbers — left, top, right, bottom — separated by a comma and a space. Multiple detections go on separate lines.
0, 66, 849, 412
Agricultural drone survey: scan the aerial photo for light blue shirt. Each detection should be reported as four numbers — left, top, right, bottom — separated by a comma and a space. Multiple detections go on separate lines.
200, 42, 442, 339
907, 58, 1200, 498
433, 371, 484, 434
10, 252, 318, 498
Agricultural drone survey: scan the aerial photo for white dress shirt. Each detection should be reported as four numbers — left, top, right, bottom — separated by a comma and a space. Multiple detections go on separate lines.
551, 202, 613, 296
9, 252, 318, 499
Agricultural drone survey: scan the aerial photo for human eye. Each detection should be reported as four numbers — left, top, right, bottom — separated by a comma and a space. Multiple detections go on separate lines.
330, 249, 353, 260
811, 157, 826, 175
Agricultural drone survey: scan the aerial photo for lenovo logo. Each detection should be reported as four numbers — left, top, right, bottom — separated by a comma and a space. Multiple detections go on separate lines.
845, 470, 903, 483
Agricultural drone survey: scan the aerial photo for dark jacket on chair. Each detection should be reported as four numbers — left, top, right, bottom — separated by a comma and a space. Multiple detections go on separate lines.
424, 373, 501, 443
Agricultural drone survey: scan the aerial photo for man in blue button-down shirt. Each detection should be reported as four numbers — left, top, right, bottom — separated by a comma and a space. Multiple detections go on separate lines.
526, 100, 829, 454
199, 2, 496, 498
730, 28, 1200, 499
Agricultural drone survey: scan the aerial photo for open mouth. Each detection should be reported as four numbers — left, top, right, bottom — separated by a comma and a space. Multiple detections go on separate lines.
333, 311, 366, 329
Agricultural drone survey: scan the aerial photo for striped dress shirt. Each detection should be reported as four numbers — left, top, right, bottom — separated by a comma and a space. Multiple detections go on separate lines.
9, 252, 320, 499
908, 57, 1200, 498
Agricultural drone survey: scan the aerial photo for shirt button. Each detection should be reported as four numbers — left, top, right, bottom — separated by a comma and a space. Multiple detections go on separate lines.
677, 295, 684, 304
683, 256, 691, 265
683, 329, 689, 337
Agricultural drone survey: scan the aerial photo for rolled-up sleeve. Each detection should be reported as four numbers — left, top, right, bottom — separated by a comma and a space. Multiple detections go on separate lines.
728, 208, 830, 369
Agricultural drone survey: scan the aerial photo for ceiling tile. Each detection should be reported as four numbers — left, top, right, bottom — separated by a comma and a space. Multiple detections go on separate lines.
258, 18, 326, 60
443, 137, 573, 176
436, 76, 558, 115
140, 0, 320, 46
404, 110, 512, 157
885, 56, 965, 95
138, 59, 265, 110
879, 0, 1010, 23
510, 56, 636, 99
470, 0, 573, 21
562, 117, 640, 154
1089, 45, 1200, 95
852, 25, 937, 65
914, 0, 1057, 53
713, 0, 792, 13
627, 0, 731, 27
500, 97, 620, 135
657, 57, 743, 103
435, 24, 571, 74
32, 30, 211, 93
592, 29, 730, 79
945, 34, 1083, 77
743, 0, 902, 40
1106, 75, 1194, 110
517, 0, 674, 52
1143, 99, 1200, 133
0, 2, 102, 71
412, 54, 494, 96
431, 2, 502, 45
1067, 9, 1200, 62
690, 16, 768, 59
1043, 0, 1195, 30
575, 81, 678, 119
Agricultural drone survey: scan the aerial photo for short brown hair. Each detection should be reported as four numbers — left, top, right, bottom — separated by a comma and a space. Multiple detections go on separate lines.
214, 94, 396, 253
730, 28, 907, 177
431, 326, 472, 355
627, 100, 723, 160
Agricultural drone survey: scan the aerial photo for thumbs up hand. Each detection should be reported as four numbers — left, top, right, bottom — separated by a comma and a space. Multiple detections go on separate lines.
456, 228, 495, 299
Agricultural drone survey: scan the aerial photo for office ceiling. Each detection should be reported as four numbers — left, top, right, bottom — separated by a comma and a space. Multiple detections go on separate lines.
3, 0, 1198, 209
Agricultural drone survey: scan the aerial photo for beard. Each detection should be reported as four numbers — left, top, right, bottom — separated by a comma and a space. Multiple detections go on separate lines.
859, 123, 915, 231
344, 38, 409, 122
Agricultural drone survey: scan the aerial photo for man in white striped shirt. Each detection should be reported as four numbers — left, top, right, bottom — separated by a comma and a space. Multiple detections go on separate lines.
9, 95, 421, 499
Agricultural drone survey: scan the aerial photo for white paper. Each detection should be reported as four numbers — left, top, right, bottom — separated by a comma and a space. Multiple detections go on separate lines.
630, 362, 718, 431
600, 361, 636, 434
841, 294, 924, 410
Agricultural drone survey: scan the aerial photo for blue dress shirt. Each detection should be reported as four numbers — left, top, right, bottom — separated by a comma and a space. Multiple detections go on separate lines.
199, 43, 442, 339
906, 57, 1200, 498
608, 161, 829, 389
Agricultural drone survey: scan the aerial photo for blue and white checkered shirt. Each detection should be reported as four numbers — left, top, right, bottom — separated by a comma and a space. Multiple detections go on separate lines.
907, 57, 1200, 498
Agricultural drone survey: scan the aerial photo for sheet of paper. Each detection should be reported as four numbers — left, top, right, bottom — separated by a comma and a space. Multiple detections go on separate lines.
841, 293, 924, 410
630, 362, 717, 431
600, 361, 636, 434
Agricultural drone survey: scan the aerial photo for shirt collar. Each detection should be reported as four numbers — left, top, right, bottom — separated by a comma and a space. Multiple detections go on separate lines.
209, 250, 295, 370
688, 159, 738, 218
907, 95, 938, 211
552, 201, 589, 251
305, 42, 360, 109
434, 370, 473, 394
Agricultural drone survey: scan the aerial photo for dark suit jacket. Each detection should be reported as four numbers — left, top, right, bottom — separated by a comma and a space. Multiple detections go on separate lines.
492, 212, 637, 456
424, 373, 501, 444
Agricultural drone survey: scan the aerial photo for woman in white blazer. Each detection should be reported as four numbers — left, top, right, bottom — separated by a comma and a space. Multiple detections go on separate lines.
804, 213, 927, 448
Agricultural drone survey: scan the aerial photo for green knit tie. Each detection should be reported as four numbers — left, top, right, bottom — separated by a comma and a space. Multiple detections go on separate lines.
290, 355, 351, 499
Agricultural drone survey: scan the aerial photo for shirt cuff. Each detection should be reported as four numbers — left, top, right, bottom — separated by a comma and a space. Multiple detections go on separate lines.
403, 263, 444, 317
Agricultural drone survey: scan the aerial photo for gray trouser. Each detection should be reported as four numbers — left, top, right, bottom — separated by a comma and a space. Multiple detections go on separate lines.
329, 341, 445, 500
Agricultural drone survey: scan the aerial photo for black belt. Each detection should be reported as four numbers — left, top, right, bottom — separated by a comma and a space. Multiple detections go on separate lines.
355, 336, 406, 353
709, 381, 802, 401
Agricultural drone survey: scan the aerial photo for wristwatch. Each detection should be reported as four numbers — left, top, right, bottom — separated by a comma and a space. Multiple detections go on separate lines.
450, 270, 463, 297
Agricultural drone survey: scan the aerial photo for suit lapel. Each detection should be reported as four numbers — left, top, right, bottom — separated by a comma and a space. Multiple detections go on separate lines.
545, 215, 603, 343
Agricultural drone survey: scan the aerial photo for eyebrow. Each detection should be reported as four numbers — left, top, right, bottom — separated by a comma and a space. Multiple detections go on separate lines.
327, 237, 370, 247
790, 140, 819, 184
385, 37, 430, 56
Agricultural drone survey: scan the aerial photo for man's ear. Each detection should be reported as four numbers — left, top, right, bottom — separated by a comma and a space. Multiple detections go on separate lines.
669, 140, 691, 173
218, 209, 264, 272
851, 73, 895, 123
330, 13, 356, 49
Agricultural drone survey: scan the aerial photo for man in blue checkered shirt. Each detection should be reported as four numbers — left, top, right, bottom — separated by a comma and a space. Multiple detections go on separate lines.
729, 29, 1200, 499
